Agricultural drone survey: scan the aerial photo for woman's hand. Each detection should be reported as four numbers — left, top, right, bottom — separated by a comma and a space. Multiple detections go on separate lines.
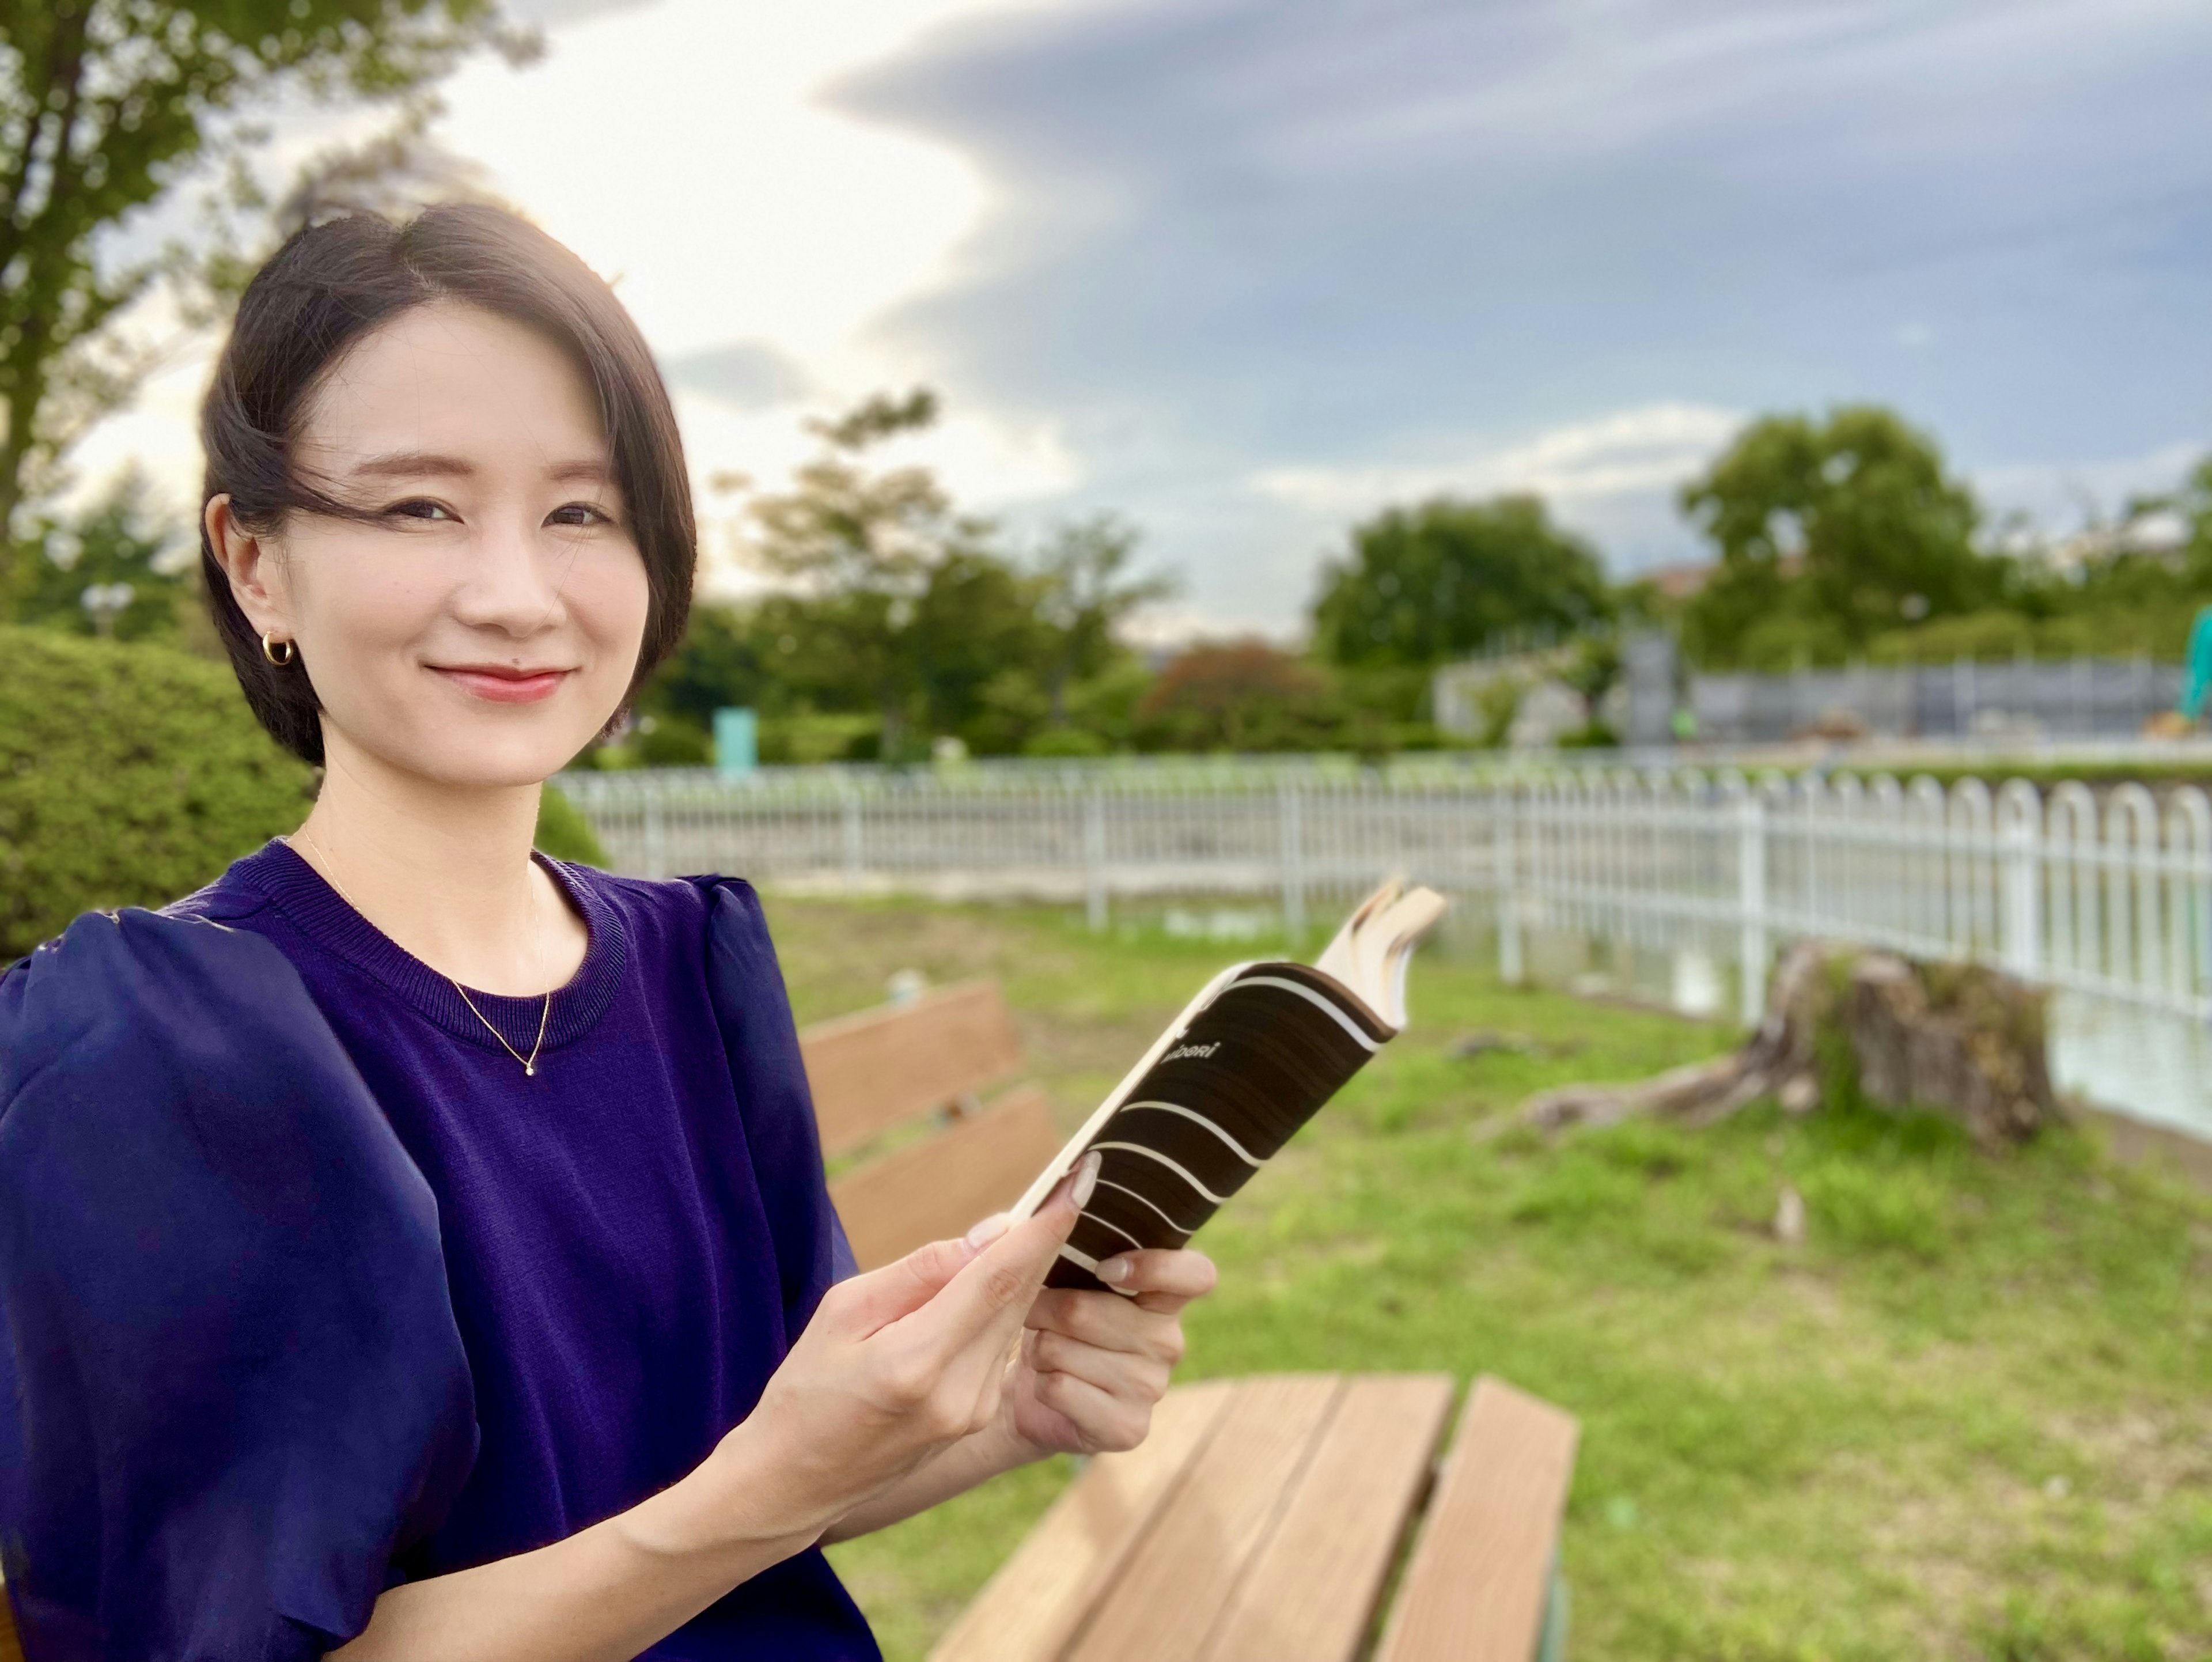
1004, 1247, 1218, 1456
693, 1159, 1096, 1547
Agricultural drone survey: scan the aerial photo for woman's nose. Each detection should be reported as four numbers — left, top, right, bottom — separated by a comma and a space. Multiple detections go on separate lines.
452, 513, 567, 634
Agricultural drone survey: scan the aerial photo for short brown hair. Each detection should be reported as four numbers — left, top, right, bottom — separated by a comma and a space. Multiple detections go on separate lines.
199, 205, 695, 764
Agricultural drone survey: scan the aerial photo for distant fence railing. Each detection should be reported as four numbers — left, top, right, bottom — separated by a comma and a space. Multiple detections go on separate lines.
559, 767, 2212, 1028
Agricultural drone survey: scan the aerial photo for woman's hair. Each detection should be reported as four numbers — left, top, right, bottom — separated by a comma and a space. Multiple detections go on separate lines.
199, 204, 695, 764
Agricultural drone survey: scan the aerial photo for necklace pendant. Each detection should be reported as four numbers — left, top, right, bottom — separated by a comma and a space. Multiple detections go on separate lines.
525, 1063, 536, 1077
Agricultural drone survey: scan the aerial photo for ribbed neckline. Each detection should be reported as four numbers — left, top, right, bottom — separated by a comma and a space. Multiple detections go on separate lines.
237, 838, 628, 1059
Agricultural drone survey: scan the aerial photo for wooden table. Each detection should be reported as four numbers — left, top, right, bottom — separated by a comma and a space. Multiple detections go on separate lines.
931, 1372, 1578, 1662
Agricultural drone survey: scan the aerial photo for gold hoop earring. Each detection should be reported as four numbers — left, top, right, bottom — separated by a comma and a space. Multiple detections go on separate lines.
262, 633, 296, 667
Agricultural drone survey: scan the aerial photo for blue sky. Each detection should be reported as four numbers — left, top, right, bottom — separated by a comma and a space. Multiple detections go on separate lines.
93, 0, 2212, 635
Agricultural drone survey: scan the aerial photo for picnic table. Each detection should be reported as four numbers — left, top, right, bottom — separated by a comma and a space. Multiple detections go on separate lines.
931, 1372, 1575, 1662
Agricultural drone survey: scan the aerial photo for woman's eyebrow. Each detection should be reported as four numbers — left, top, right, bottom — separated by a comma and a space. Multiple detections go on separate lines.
350, 450, 477, 481
547, 457, 616, 487
342, 452, 616, 487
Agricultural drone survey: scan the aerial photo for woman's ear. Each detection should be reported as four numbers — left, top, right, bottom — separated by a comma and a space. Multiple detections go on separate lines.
204, 495, 293, 639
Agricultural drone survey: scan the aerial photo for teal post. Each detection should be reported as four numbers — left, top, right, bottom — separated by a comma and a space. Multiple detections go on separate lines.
714, 707, 758, 778
2181, 606, 2212, 724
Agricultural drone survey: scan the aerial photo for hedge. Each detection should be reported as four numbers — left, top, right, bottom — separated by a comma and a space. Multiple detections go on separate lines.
0, 629, 316, 960
2, 629, 612, 961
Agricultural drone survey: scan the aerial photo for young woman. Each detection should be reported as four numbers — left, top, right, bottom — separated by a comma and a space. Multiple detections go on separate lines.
0, 205, 1214, 1661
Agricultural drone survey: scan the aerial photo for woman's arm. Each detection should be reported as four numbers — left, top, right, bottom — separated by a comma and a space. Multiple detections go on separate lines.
332, 1173, 1094, 1662
823, 1245, 1218, 1544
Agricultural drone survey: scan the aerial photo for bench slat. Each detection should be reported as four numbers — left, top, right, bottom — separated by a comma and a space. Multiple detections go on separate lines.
929, 1380, 1234, 1662
1372, 1376, 1580, 1662
828, 1085, 1062, 1270
1197, 1373, 1456, 1662
802, 980, 1025, 1158
1064, 1375, 1342, 1662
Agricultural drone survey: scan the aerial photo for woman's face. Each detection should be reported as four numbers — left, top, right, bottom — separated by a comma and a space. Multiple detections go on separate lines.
213, 300, 653, 789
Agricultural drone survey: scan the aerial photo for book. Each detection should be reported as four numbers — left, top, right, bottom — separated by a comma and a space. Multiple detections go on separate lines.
1009, 879, 1449, 1292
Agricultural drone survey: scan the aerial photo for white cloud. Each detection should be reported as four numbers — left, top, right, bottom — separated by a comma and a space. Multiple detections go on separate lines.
436, 0, 1063, 359
1247, 401, 1743, 532
1974, 438, 2205, 531
65, 0, 1089, 529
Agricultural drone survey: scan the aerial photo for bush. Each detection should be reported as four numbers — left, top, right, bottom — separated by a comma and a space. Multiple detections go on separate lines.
0, 629, 315, 960
536, 785, 609, 867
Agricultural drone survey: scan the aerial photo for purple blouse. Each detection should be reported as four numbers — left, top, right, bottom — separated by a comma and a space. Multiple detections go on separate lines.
0, 841, 877, 1661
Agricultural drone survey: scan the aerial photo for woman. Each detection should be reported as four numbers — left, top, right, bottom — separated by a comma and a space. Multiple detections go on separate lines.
0, 205, 1214, 1661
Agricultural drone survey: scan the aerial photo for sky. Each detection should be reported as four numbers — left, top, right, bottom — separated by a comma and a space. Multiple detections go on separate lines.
73, 0, 2212, 638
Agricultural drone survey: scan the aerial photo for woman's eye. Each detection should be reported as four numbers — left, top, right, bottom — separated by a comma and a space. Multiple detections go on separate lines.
386, 499, 456, 522
547, 502, 613, 528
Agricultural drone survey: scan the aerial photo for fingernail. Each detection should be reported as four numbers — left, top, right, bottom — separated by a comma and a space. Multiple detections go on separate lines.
1099, 1255, 1132, 1285
965, 1213, 1013, 1250
1072, 1151, 1102, 1209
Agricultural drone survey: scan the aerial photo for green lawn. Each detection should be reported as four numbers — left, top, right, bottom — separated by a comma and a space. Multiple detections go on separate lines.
760, 895, 2212, 1662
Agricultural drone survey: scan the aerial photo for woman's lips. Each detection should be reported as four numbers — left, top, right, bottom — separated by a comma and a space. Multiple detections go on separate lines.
433, 665, 573, 704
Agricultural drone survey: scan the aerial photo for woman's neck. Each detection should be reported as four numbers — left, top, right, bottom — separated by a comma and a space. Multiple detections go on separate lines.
289, 736, 589, 997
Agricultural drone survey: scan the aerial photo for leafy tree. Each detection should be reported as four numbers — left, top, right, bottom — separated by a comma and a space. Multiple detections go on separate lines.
1680, 406, 1997, 667
0, 0, 527, 579
9, 467, 191, 640
1134, 641, 1343, 753
743, 388, 1002, 760
1311, 494, 1609, 669
1030, 514, 1173, 722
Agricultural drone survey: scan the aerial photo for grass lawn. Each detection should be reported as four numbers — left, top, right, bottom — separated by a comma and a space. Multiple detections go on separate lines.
762, 894, 2212, 1662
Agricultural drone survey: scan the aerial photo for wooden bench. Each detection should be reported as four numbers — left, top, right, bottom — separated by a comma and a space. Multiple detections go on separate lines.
800, 979, 1064, 1271
931, 1373, 1577, 1662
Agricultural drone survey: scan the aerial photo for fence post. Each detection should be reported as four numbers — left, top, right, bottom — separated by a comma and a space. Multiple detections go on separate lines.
1497, 792, 1524, 985
1083, 790, 1108, 932
840, 792, 863, 892
1279, 782, 1307, 940
2001, 804, 2041, 980
642, 793, 666, 881
1737, 789, 1768, 1026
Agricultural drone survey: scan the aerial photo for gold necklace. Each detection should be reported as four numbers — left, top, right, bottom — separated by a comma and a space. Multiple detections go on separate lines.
291, 825, 554, 1077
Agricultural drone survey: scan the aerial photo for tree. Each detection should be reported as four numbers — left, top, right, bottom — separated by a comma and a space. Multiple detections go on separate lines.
1310, 494, 1609, 669
1134, 641, 1343, 753
9, 467, 191, 641
1679, 406, 1997, 668
1031, 514, 1174, 722
741, 388, 999, 760
0, 0, 528, 579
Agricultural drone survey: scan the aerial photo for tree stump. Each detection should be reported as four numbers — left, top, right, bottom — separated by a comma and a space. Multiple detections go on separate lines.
1521, 941, 2059, 1149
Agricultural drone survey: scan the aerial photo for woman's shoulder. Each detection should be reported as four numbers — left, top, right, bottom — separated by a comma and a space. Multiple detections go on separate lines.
550, 862, 773, 947
1, 895, 312, 1087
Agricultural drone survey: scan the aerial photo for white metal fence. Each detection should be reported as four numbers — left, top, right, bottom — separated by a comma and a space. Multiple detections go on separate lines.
556, 768, 2212, 1028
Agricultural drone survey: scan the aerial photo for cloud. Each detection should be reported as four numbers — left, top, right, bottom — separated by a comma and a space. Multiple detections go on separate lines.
1975, 439, 2206, 532
660, 342, 816, 412
1250, 403, 1742, 518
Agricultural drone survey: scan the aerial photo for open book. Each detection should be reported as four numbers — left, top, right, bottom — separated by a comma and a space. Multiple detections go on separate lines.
1010, 879, 1449, 1292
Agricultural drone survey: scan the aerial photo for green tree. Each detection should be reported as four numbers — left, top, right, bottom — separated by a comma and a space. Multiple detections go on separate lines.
744, 388, 1000, 760
1031, 514, 1173, 722
1311, 494, 1609, 669
9, 467, 191, 641
1680, 406, 1997, 667
0, 0, 527, 578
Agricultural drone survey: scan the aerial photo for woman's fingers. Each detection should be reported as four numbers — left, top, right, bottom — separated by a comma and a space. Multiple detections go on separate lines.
903, 1157, 1095, 1362
1021, 1325, 1172, 1402
820, 1233, 990, 1339
1024, 1286, 1187, 1365
1073, 1247, 1218, 1314
1025, 1367, 1151, 1454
